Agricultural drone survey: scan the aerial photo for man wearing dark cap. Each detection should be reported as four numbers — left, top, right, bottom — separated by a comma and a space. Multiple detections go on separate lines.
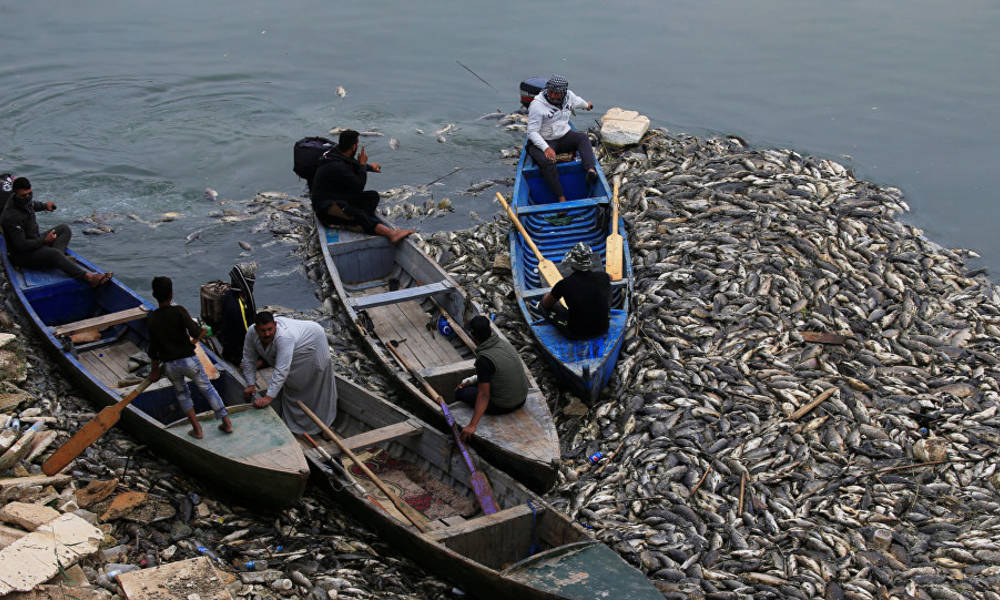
454, 315, 528, 442
540, 242, 611, 339
0, 177, 111, 287
310, 129, 414, 244
526, 75, 597, 203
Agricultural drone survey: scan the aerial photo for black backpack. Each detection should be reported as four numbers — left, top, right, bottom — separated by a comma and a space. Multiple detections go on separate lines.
292, 137, 336, 186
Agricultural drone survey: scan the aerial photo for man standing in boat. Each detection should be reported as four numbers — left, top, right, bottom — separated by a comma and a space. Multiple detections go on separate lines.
540, 242, 611, 339
310, 129, 414, 244
241, 312, 338, 436
526, 75, 597, 203
455, 315, 528, 442
1, 177, 112, 287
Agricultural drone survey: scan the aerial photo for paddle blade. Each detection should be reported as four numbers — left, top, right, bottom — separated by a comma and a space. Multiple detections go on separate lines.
606, 233, 624, 281
194, 342, 219, 380
42, 404, 123, 475
537, 260, 567, 308
469, 471, 500, 515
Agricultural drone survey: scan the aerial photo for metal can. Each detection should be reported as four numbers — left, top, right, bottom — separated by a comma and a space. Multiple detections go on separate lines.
588, 452, 604, 464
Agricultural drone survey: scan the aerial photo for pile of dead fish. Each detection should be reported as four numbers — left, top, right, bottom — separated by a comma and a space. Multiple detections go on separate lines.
413, 129, 1000, 600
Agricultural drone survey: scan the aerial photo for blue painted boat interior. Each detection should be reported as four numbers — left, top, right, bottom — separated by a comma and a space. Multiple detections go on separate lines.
0, 237, 243, 427
509, 139, 634, 398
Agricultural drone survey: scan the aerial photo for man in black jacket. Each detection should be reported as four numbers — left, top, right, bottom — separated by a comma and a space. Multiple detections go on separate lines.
1, 177, 111, 287
310, 130, 414, 243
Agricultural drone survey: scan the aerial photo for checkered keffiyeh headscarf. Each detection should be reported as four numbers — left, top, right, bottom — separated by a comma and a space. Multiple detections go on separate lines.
565, 242, 594, 271
545, 75, 568, 93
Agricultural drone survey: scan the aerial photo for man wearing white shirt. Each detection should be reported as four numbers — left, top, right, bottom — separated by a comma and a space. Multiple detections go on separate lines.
526, 75, 597, 203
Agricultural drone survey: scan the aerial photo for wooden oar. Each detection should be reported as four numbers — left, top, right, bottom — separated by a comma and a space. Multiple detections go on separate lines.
302, 433, 368, 497
384, 341, 499, 515
297, 400, 431, 532
193, 340, 219, 380
605, 176, 624, 281
42, 377, 154, 475
494, 192, 566, 307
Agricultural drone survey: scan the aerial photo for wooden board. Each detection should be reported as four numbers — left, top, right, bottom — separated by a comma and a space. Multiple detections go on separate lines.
338, 420, 424, 453
52, 306, 148, 337
369, 300, 464, 371
77, 340, 171, 394
118, 556, 232, 600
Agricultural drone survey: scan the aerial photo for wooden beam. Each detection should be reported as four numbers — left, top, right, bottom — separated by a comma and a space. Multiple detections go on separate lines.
427, 503, 538, 541
417, 360, 476, 381
52, 306, 148, 337
351, 282, 453, 311
337, 420, 424, 454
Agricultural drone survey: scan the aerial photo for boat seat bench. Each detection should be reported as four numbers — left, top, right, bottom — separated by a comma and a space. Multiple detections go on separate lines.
52, 306, 149, 337
515, 197, 608, 216
336, 419, 424, 454
427, 503, 543, 541
351, 281, 454, 311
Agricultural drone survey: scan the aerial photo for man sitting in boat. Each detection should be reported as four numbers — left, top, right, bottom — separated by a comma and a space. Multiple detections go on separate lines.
147, 276, 233, 439
455, 315, 529, 442
0, 177, 112, 287
241, 312, 338, 436
526, 75, 597, 203
217, 262, 257, 366
540, 242, 611, 340
310, 129, 414, 244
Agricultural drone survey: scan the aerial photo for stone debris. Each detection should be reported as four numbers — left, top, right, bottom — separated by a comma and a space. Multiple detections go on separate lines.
0, 501, 60, 531
117, 557, 232, 600
600, 107, 651, 148
0, 513, 103, 595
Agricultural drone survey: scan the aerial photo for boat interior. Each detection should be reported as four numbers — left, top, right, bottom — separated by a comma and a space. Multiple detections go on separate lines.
324, 228, 482, 399
9, 256, 245, 427
307, 379, 580, 570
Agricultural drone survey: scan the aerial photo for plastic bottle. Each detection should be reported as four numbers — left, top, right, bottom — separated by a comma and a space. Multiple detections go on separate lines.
233, 559, 268, 571
194, 540, 219, 562
95, 564, 139, 590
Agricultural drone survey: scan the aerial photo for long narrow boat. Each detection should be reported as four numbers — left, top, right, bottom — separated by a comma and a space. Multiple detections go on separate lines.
305, 376, 663, 600
315, 217, 559, 492
0, 237, 310, 509
507, 140, 634, 402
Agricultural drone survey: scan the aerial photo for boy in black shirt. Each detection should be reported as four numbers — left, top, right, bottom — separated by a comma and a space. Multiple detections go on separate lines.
147, 276, 233, 439
540, 242, 611, 339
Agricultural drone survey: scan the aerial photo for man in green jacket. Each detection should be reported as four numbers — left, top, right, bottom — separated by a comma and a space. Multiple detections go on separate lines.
454, 316, 528, 442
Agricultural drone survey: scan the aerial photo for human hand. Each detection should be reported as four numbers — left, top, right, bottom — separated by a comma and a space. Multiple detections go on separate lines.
44, 230, 57, 244
358, 145, 368, 165
460, 424, 475, 443
369, 162, 381, 173
544, 148, 556, 162
44, 202, 56, 211
243, 385, 257, 401
254, 395, 273, 409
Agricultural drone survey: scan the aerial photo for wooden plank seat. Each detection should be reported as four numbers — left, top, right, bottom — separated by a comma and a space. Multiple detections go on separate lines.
427, 503, 542, 541
417, 360, 476, 381
515, 197, 609, 216
350, 281, 453, 311
337, 419, 424, 454
51, 306, 149, 337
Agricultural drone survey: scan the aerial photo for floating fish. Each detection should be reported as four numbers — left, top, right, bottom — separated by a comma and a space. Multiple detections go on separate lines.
437, 135, 446, 144
204, 188, 218, 202
238, 241, 253, 252
388, 138, 399, 151
336, 86, 346, 98
185, 229, 202, 244
434, 123, 455, 136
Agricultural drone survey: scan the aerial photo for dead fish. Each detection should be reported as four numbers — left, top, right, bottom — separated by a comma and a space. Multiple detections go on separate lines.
434, 123, 455, 136
238, 240, 253, 252
185, 229, 202, 244
388, 138, 399, 151
204, 188, 219, 202
415, 128, 424, 135
464, 180, 494, 194
82, 225, 114, 236
329, 126, 348, 135
437, 135, 447, 144
359, 130, 383, 137
336, 85, 347, 98
477, 111, 504, 120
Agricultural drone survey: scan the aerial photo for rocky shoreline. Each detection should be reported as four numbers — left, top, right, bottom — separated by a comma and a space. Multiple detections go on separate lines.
4, 125, 1000, 599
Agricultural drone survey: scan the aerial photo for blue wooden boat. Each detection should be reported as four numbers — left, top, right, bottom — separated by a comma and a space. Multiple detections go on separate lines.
508, 139, 633, 402
0, 237, 310, 509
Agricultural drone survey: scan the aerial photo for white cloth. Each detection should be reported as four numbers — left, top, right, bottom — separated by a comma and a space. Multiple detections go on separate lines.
527, 90, 590, 151
241, 316, 338, 435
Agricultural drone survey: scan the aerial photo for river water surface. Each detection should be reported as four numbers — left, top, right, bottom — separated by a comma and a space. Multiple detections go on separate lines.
2, 0, 998, 309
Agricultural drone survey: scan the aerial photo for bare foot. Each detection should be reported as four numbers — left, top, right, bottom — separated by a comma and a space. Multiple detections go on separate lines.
188, 428, 204, 439
557, 196, 567, 203
83, 272, 110, 288
387, 229, 415, 244
219, 417, 233, 434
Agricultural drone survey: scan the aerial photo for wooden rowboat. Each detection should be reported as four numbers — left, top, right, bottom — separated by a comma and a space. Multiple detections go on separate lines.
315, 217, 560, 492
305, 376, 663, 600
0, 237, 309, 509
508, 140, 634, 402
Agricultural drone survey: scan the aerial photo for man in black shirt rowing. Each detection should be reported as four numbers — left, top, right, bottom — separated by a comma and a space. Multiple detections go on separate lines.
541, 242, 611, 339
310, 130, 414, 244
454, 316, 528, 442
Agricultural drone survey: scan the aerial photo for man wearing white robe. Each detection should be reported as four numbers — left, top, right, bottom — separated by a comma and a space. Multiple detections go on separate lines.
241, 312, 338, 435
